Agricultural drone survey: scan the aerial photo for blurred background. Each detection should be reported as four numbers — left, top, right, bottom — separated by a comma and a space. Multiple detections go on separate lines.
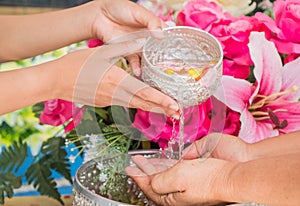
0, 0, 138, 14
0, 0, 91, 14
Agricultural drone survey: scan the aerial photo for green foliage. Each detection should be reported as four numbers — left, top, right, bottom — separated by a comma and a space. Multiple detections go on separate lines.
0, 137, 71, 205
0, 43, 86, 205
25, 137, 72, 205
0, 140, 28, 172
32, 102, 44, 119
247, 0, 276, 17
0, 140, 25, 204
26, 159, 62, 205
41, 137, 72, 183
0, 173, 22, 204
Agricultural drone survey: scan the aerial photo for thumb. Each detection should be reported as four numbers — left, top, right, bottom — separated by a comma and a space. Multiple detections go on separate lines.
183, 133, 223, 159
151, 165, 182, 195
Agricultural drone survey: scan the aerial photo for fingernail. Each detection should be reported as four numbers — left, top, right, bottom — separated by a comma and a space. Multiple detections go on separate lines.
169, 104, 179, 111
150, 29, 165, 39
133, 68, 141, 76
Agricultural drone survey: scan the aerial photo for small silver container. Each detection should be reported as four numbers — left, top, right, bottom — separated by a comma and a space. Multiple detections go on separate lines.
141, 26, 223, 108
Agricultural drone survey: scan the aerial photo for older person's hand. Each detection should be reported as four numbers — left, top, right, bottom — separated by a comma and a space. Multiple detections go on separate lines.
126, 155, 234, 206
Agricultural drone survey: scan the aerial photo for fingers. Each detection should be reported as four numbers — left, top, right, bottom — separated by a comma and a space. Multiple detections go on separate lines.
130, 156, 178, 175
133, 86, 179, 115
182, 142, 202, 159
131, 155, 157, 175
108, 67, 179, 117
129, 87, 179, 117
131, 2, 167, 31
183, 133, 223, 159
102, 38, 145, 59
127, 156, 185, 206
126, 53, 141, 76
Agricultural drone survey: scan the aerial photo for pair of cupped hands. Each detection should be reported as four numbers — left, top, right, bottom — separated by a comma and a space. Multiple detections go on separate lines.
126, 133, 249, 206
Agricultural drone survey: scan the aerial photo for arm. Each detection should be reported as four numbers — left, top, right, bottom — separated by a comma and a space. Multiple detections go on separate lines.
0, 2, 94, 62
221, 153, 300, 205
184, 132, 300, 162
128, 153, 300, 206
0, 0, 179, 116
0, 43, 179, 116
0, 0, 165, 62
249, 130, 300, 159
0, 48, 94, 114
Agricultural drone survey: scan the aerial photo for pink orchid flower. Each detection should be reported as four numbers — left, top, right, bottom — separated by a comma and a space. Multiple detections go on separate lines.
214, 32, 300, 143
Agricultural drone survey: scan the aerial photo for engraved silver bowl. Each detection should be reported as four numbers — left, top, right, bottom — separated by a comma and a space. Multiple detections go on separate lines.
72, 149, 267, 206
72, 150, 161, 206
141, 26, 223, 108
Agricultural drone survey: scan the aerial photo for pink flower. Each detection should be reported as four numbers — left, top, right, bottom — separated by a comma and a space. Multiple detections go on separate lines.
40, 99, 84, 132
223, 109, 241, 136
177, 0, 232, 31
132, 101, 212, 149
214, 32, 300, 143
222, 59, 250, 79
274, 0, 300, 44
218, 17, 254, 66
284, 54, 300, 64
158, 10, 174, 22
87, 38, 103, 48
255, 0, 300, 54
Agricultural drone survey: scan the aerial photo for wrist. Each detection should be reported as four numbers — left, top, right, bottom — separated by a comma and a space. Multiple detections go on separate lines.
212, 160, 240, 203
51, 48, 97, 101
71, 1, 100, 40
243, 143, 255, 161
83, 0, 105, 40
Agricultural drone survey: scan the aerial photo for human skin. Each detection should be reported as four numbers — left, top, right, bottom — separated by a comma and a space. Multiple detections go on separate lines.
0, 0, 179, 116
185, 131, 300, 162
127, 132, 300, 205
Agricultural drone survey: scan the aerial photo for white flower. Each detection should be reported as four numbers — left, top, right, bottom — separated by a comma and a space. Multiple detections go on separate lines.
209, 0, 256, 16
96, 163, 104, 171
89, 134, 100, 144
99, 173, 107, 182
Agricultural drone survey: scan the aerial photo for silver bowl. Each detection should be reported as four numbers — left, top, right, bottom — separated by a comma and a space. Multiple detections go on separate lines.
141, 26, 223, 108
72, 149, 266, 206
72, 150, 160, 206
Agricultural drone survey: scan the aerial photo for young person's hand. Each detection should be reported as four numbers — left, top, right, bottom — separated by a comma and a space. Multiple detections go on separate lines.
91, 0, 166, 43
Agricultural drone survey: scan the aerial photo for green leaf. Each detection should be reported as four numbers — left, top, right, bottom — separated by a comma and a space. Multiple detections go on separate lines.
25, 157, 64, 205
109, 106, 132, 125
0, 173, 22, 204
94, 107, 109, 121
41, 137, 72, 183
32, 102, 44, 118
0, 140, 27, 172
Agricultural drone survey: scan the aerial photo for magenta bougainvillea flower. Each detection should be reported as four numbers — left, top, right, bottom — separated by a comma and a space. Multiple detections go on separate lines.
214, 32, 300, 143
